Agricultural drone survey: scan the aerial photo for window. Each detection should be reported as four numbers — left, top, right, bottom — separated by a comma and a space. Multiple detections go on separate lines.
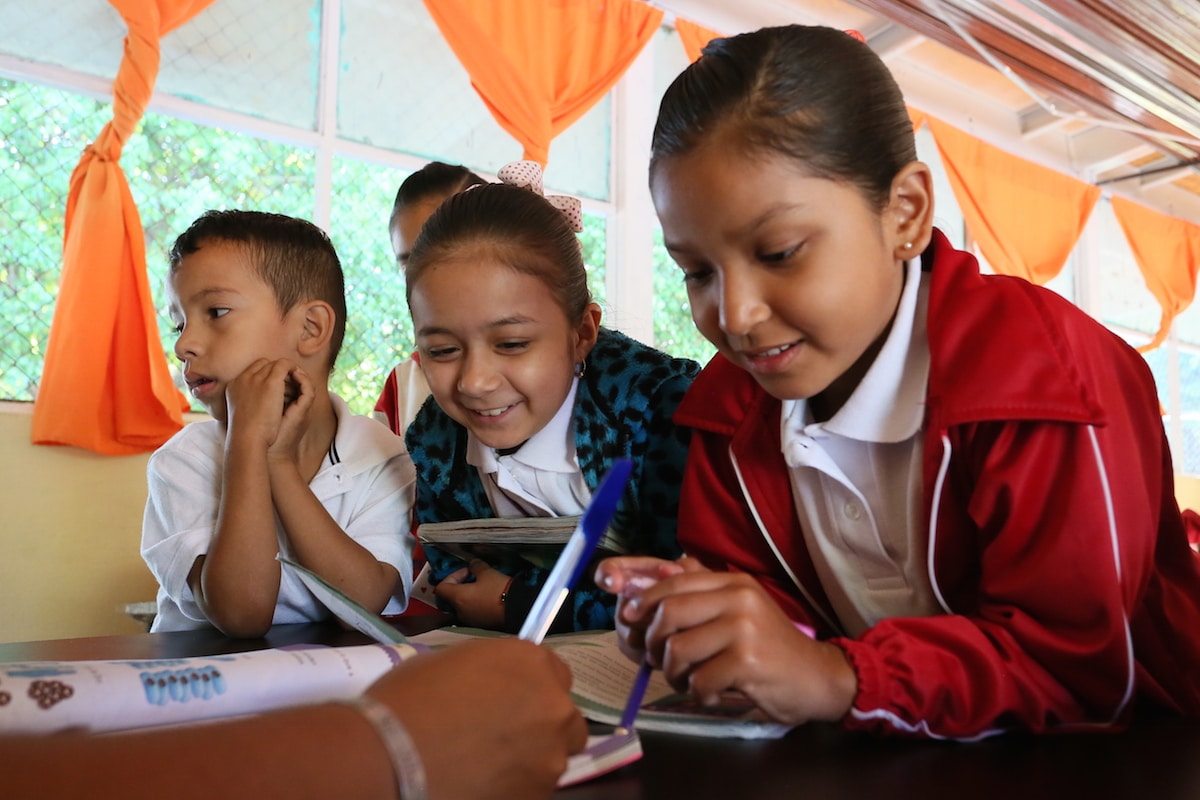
2, 1, 1198, 472
0, 0, 616, 416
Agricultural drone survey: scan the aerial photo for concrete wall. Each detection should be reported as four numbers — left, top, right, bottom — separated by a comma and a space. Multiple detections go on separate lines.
0, 402, 159, 642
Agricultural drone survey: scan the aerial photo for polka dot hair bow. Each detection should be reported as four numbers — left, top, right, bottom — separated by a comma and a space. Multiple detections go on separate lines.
496, 160, 584, 232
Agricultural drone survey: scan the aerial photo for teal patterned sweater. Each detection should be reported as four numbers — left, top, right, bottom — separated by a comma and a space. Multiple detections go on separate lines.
405, 327, 700, 633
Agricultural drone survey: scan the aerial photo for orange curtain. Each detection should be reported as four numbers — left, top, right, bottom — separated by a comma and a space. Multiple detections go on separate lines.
1111, 196, 1200, 352
909, 107, 927, 133
676, 18, 723, 63
926, 117, 1100, 285
423, 0, 663, 165
31, 0, 211, 454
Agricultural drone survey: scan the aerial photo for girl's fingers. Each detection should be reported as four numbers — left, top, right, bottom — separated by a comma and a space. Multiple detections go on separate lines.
439, 567, 470, 585
594, 556, 678, 594
626, 568, 752, 623
467, 559, 497, 578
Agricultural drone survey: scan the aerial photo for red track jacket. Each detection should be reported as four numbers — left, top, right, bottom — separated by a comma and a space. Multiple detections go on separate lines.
673, 230, 1200, 738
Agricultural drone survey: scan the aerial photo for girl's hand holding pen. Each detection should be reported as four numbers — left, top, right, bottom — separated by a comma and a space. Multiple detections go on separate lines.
596, 556, 859, 726
595, 556, 688, 661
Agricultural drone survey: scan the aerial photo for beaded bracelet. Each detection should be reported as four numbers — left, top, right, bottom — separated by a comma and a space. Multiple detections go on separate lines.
344, 695, 428, 800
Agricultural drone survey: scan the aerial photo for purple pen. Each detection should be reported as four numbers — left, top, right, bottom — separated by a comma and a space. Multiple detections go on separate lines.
609, 567, 671, 734
615, 658, 653, 734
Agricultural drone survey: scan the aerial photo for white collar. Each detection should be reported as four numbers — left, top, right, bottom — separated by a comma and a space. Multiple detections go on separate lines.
467, 378, 580, 473
782, 257, 930, 444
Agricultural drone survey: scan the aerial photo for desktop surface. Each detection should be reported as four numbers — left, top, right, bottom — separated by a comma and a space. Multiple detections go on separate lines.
2, 621, 1197, 800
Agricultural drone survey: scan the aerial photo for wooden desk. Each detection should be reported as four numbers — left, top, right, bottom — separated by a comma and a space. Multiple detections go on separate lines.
3, 622, 1198, 800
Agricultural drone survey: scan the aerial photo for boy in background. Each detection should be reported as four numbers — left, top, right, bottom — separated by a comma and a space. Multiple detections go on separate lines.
142, 210, 415, 636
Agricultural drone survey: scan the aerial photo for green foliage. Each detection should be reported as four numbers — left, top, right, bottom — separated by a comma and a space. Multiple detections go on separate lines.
651, 227, 716, 366
0, 77, 630, 418
19, 77, 1194, 475
0, 79, 109, 399
579, 212, 607, 309
326, 157, 408, 414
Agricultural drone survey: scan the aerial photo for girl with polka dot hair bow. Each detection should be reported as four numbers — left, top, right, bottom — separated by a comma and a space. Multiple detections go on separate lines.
403, 161, 699, 634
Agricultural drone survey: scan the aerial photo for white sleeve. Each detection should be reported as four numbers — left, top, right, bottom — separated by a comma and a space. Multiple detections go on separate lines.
140, 437, 221, 627
337, 452, 417, 614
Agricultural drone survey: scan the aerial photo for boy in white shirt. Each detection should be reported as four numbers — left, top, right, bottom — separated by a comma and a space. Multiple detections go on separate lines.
142, 210, 415, 636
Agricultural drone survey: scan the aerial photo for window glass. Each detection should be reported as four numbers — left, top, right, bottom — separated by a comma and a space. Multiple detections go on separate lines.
158, 0, 322, 130
0, 0, 124, 79
327, 157, 410, 413
0, 0, 322, 131
338, 0, 610, 201
1171, 286, 1200, 347
916, 126, 967, 251
0, 75, 317, 406
1092, 198, 1161, 335
649, 27, 716, 365
0, 79, 109, 400
580, 212, 608, 312
651, 228, 717, 365
1180, 346, 1200, 474
654, 26, 690, 101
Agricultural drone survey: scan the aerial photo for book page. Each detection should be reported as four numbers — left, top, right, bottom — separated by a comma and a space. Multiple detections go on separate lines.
418, 516, 579, 544
417, 516, 629, 557
411, 628, 792, 739
0, 642, 420, 735
544, 631, 673, 712
279, 557, 409, 645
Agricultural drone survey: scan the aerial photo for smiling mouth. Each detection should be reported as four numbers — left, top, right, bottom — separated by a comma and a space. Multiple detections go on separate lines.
471, 405, 514, 418
746, 342, 798, 359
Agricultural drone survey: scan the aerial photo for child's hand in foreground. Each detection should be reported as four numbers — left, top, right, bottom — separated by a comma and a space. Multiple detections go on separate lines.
435, 559, 509, 628
367, 637, 587, 800
597, 556, 857, 726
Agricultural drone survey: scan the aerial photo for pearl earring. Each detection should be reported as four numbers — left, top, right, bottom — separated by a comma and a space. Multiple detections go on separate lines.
903, 242, 913, 250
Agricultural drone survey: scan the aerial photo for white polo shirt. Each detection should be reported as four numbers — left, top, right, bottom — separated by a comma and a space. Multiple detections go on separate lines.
466, 378, 590, 518
142, 395, 416, 632
780, 258, 938, 637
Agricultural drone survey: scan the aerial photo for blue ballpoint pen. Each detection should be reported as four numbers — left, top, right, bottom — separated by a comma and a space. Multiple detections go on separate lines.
615, 658, 653, 734
517, 458, 633, 644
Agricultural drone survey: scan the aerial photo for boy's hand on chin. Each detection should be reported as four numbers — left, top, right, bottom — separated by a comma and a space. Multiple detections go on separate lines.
269, 365, 314, 462
225, 358, 294, 449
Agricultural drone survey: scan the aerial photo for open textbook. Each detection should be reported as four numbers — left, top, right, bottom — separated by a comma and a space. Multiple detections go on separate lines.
0, 641, 422, 735
279, 556, 792, 740
279, 556, 643, 784
417, 514, 628, 571
412, 627, 794, 740
0, 637, 638, 788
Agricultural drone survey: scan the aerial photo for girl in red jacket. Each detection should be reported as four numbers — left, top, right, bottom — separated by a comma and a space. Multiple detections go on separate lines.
598, 23, 1200, 738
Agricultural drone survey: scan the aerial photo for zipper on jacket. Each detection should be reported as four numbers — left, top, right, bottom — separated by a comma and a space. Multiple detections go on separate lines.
728, 446, 844, 636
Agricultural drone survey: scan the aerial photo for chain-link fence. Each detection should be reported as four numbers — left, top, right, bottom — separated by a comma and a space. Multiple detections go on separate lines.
0, 76, 613, 416
4, 0, 1198, 470
0, 0, 627, 417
